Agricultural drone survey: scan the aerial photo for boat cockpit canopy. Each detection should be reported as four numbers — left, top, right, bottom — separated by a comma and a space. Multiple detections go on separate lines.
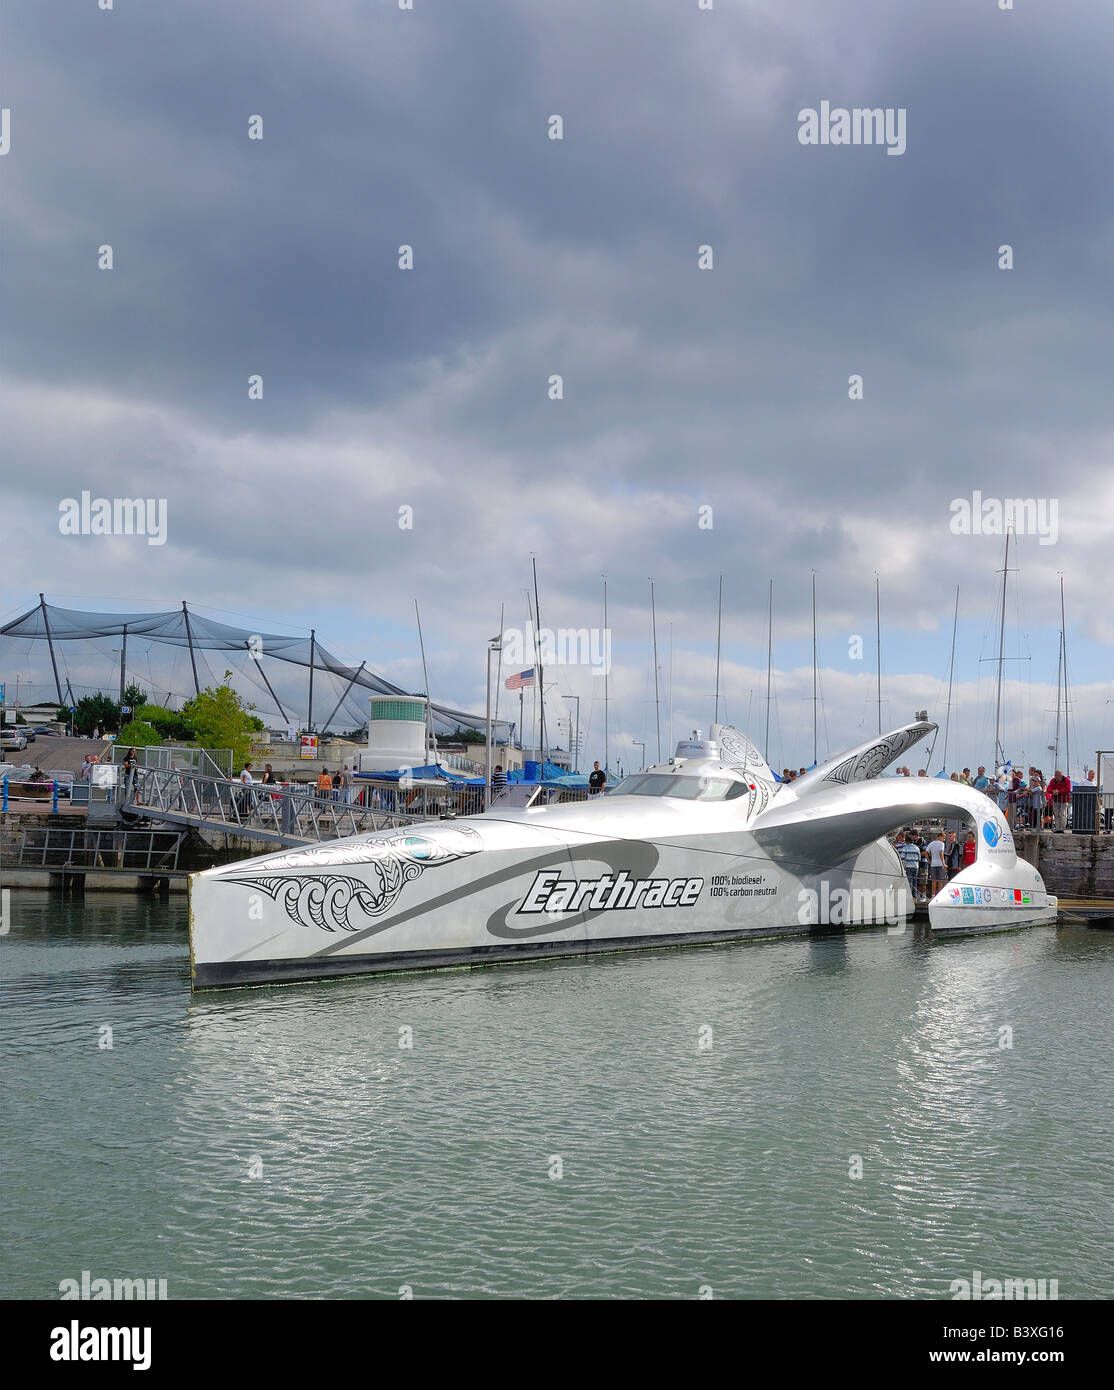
607, 772, 749, 802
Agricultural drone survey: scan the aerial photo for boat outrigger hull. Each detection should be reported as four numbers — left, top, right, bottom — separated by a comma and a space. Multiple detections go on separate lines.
189, 720, 1057, 989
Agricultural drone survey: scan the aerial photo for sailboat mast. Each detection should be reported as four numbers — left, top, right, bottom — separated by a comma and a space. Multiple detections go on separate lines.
1053, 625, 1063, 772
714, 573, 723, 724
764, 579, 773, 761
668, 622, 674, 751
1060, 575, 1070, 778
602, 574, 609, 775
525, 587, 536, 759
414, 599, 434, 763
993, 528, 1010, 769
532, 557, 547, 765
650, 578, 661, 762
941, 585, 960, 773
812, 571, 818, 767
875, 573, 882, 736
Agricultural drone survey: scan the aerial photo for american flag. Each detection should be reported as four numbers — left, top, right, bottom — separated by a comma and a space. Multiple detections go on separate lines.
505, 668, 536, 690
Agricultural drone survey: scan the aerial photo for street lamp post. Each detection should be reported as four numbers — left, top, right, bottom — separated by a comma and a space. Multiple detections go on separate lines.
484, 634, 501, 810
566, 695, 581, 774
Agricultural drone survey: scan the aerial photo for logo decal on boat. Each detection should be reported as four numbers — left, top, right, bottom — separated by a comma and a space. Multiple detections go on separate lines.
517, 869, 703, 915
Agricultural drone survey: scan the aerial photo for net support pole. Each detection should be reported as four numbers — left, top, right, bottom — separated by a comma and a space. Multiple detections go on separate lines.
119, 623, 128, 709
244, 641, 290, 724
182, 602, 201, 695
320, 662, 365, 738
39, 594, 64, 706
307, 629, 316, 732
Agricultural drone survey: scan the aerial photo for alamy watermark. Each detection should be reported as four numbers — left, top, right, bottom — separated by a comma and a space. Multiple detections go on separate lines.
798, 102, 906, 156
949, 491, 1059, 545
948, 1269, 1059, 1301
797, 882, 905, 928
59, 1270, 167, 1300
501, 626, 611, 677
59, 491, 168, 546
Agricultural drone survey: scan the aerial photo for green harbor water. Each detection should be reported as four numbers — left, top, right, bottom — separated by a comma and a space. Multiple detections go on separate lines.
3, 891, 1112, 1300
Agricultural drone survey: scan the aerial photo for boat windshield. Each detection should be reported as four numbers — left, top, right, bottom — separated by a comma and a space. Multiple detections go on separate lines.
609, 773, 748, 801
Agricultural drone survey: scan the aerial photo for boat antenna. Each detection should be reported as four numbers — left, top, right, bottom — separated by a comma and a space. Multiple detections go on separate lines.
713, 573, 723, 724
532, 556, 547, 766
764, 579, 773, 760
993, 528, 1012, 769
650, 577, 661, 762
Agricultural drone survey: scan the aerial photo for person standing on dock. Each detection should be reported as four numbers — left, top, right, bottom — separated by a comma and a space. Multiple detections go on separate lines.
1048, 770, 1072, 833
122, 747, 139, 804
588, 761, 606, 795
895, 832, 922, 904
926, 832, 947, 898
491, 764, 507, 799
1027, 770, 1045, 830
238, 762, 256, 818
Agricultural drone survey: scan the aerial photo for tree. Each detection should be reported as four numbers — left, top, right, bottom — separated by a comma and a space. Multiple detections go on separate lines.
72, 693, 122, 737
180, 672, 259, 771
134, 704, 196, 742
122, 681, 146, 711
117, 719, 162, 748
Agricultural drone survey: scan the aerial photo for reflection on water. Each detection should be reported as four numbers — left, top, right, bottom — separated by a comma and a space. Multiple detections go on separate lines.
3, 892, 1112, 1299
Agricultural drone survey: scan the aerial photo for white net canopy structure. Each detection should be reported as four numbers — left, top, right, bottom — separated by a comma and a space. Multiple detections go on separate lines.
0, 598, 508, 739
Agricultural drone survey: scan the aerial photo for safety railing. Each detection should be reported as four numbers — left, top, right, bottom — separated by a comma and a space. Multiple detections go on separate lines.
124, 766, 420, 842
13, 827, 185, 870
107, 744, 233, 778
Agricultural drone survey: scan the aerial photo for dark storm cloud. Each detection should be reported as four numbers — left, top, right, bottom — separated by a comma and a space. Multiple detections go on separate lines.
1, 0, 1110, 765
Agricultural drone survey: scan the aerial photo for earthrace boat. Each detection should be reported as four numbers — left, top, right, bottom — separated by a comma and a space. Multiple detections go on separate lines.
189, 717, 1056, 989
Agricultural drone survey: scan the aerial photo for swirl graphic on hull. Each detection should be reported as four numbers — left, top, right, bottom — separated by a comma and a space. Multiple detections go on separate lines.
226, 825, 482, 932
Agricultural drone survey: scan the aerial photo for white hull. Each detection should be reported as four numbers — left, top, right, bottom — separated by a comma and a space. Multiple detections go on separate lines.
189, 720, 1058, 989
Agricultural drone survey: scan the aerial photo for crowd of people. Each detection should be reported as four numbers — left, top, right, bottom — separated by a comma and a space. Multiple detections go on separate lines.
779, 760, 1105, 833
892, 827, 976, 903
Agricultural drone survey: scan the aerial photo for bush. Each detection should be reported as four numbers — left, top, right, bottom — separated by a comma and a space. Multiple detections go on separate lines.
117, 720, 162, 748
134, 704, 196, 742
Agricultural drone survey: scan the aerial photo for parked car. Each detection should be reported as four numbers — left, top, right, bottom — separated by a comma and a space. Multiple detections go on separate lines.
1, 728, 29, 752
21, 726, 36, 742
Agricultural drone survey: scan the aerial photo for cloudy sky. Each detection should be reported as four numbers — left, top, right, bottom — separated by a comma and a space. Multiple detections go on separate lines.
1, 0, 1111, 775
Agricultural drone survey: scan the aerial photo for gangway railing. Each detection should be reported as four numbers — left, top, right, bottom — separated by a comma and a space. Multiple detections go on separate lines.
13, 827, 185, 871
124, 766, 419, 844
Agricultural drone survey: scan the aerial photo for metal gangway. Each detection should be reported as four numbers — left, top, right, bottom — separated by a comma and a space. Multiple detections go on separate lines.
14, 826, 186, 872
122, 766, 432, 846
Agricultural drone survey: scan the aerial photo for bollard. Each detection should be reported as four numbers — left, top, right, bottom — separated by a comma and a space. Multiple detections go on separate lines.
52, 780, 59, 813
